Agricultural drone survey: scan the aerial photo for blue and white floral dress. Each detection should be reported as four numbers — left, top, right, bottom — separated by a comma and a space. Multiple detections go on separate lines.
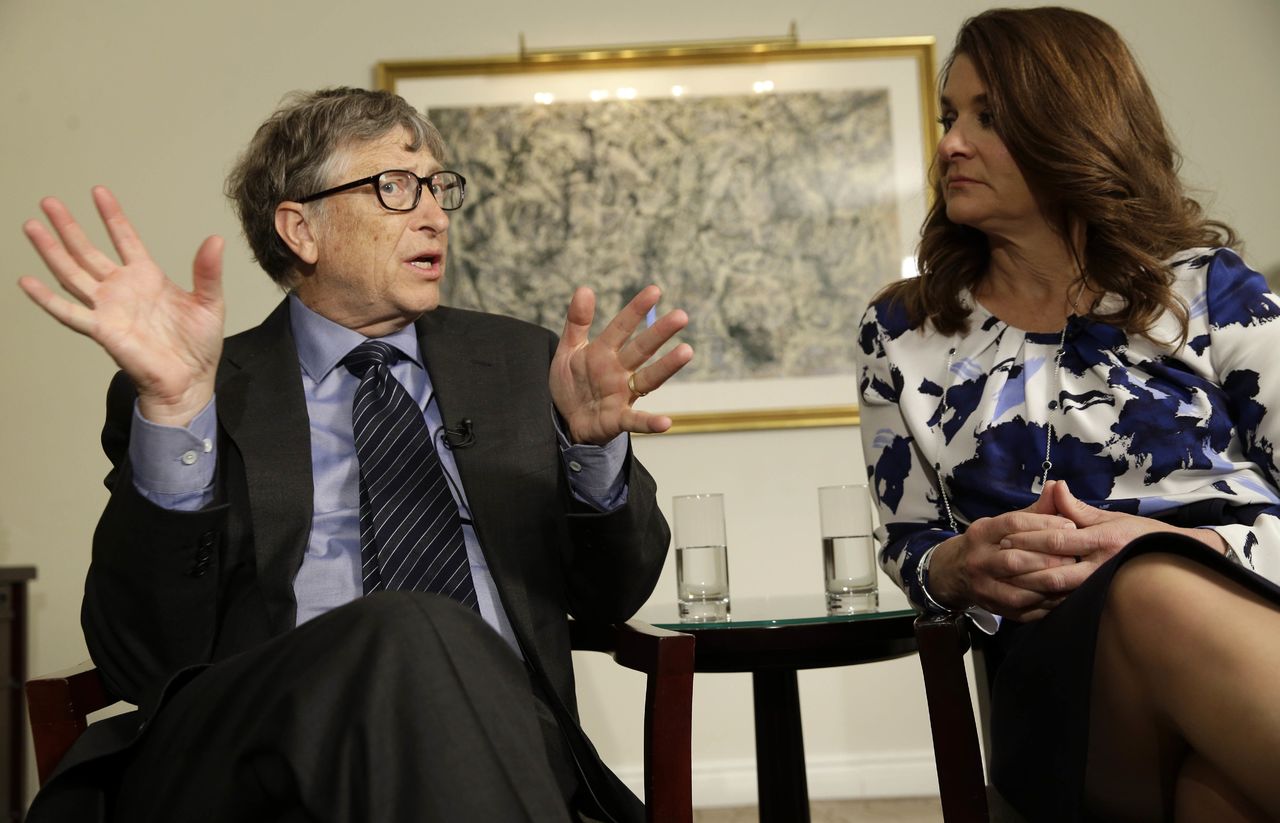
858, 247, 1280, 618
857, 246, 1280, 818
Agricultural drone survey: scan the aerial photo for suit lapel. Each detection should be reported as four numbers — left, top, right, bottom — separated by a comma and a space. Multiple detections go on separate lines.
217, 299, 314, 635
416, 308, 539, 638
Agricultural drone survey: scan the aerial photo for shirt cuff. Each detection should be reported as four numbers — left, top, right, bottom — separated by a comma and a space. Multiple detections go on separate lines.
554, 422, 629, 512
129, 397, 218, 505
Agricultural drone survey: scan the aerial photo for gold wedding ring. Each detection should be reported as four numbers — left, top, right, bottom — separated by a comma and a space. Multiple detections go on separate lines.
627, 372, 648, 398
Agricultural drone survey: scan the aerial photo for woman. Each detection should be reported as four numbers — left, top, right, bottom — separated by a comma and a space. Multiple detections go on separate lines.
857, 7, 1280, 821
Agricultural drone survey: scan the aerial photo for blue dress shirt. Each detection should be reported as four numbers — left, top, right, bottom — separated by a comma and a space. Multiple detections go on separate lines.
128, 294, 629, 653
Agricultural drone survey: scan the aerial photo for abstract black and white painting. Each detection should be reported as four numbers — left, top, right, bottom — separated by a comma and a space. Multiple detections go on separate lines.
384, 40, 936, 425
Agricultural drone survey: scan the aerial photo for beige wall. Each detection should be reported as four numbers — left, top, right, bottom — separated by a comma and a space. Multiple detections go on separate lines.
3, 0, 1278, 808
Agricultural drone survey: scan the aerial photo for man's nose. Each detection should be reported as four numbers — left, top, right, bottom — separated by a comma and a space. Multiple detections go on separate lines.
412, 190, 449, 232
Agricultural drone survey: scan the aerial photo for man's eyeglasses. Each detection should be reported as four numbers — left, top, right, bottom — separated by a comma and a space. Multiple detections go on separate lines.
298, 169, 466, 212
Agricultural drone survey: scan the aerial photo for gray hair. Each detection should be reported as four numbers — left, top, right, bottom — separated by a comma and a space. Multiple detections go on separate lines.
225, 87, 447, 287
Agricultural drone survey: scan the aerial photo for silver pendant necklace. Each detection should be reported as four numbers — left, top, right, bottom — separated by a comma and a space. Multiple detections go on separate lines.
933, 280, 1085, 533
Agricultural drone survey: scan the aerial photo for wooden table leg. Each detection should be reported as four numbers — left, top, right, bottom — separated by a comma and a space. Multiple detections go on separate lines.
751, 669, 809, 823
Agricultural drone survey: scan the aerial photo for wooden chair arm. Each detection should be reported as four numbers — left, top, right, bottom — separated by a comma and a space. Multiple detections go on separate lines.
914, 613, 989, 823
26, 660, 117, 785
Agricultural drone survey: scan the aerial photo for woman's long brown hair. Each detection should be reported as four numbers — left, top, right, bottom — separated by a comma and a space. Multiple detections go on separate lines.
880, 6, 1237, 341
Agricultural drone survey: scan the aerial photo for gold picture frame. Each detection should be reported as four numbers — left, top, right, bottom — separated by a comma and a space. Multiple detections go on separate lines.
378, 29, 937, 434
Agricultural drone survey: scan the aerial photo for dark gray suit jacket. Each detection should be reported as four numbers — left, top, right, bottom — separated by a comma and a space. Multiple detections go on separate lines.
35, 299, 670, 821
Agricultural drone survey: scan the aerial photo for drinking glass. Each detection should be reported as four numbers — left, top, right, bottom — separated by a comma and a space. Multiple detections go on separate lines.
818, 484, 879, 613
672, 493, 730, 622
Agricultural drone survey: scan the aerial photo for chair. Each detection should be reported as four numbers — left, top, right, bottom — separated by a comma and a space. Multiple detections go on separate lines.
913, 612, 1004, 823
26, 619, 695, 823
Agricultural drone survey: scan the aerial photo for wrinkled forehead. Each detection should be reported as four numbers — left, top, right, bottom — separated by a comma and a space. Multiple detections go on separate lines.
323, 126, 442, 184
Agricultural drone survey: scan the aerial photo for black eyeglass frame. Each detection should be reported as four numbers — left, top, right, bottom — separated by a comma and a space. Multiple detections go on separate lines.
297, 169, 467, 212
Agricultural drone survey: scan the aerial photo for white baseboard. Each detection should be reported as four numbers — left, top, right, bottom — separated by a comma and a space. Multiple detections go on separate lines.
616, 750, 940, 808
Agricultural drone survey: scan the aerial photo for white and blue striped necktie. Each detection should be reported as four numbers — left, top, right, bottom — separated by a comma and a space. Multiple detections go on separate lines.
344, 340, 478, 610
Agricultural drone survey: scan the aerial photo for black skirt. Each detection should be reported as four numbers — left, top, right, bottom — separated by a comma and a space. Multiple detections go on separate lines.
985, 530, 1280, 821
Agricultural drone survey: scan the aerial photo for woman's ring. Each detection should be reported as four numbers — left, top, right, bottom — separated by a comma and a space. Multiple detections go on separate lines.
627, 372, 648, 398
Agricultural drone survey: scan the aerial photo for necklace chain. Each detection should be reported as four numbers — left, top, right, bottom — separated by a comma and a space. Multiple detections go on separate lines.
934, 282, 1085, 533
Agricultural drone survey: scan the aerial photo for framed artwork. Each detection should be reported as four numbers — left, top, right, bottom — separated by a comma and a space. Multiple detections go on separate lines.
378, 29, 938, 433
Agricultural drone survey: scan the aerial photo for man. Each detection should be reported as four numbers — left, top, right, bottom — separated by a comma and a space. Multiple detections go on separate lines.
18, 87, 692, 822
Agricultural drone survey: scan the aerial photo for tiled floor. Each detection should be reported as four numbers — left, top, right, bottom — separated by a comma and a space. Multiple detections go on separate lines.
693, 797, 944, 822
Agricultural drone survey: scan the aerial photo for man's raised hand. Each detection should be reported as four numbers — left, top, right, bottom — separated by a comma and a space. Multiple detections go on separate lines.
18, 187, 225, 426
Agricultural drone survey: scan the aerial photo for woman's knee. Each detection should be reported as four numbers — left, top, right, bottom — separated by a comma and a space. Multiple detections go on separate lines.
1103, 551, 1227, 666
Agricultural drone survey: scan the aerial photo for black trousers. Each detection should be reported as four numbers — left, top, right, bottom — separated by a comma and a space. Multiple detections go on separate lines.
102, 593, 579, 822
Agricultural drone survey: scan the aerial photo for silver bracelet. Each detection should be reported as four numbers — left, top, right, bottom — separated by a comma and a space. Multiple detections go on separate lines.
917, 544, 953, 612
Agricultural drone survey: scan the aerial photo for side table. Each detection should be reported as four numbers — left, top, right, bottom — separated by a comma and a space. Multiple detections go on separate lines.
642, 595, 917, 823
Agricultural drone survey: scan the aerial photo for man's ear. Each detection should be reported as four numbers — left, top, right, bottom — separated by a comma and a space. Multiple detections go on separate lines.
275, 202, 319, 265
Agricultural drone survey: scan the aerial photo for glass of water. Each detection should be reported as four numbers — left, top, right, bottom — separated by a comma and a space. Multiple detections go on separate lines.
672, 493, 730, 622
818, 484, 879, 614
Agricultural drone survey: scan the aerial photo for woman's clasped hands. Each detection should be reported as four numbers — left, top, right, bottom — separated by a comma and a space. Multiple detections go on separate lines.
929, 480, 1227, 621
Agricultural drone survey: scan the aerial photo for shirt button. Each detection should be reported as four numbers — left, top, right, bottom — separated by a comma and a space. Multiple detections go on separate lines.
568, 460, 583, 473
181, 450, 198, 466
202, 438, 213, 453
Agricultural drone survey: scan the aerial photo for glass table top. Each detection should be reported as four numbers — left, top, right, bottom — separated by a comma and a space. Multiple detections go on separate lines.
636, 594, 916, 631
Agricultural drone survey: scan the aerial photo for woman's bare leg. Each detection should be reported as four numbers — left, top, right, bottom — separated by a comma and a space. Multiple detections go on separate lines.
1084, 552, 1280, 820
1174, 751, 1269, 822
